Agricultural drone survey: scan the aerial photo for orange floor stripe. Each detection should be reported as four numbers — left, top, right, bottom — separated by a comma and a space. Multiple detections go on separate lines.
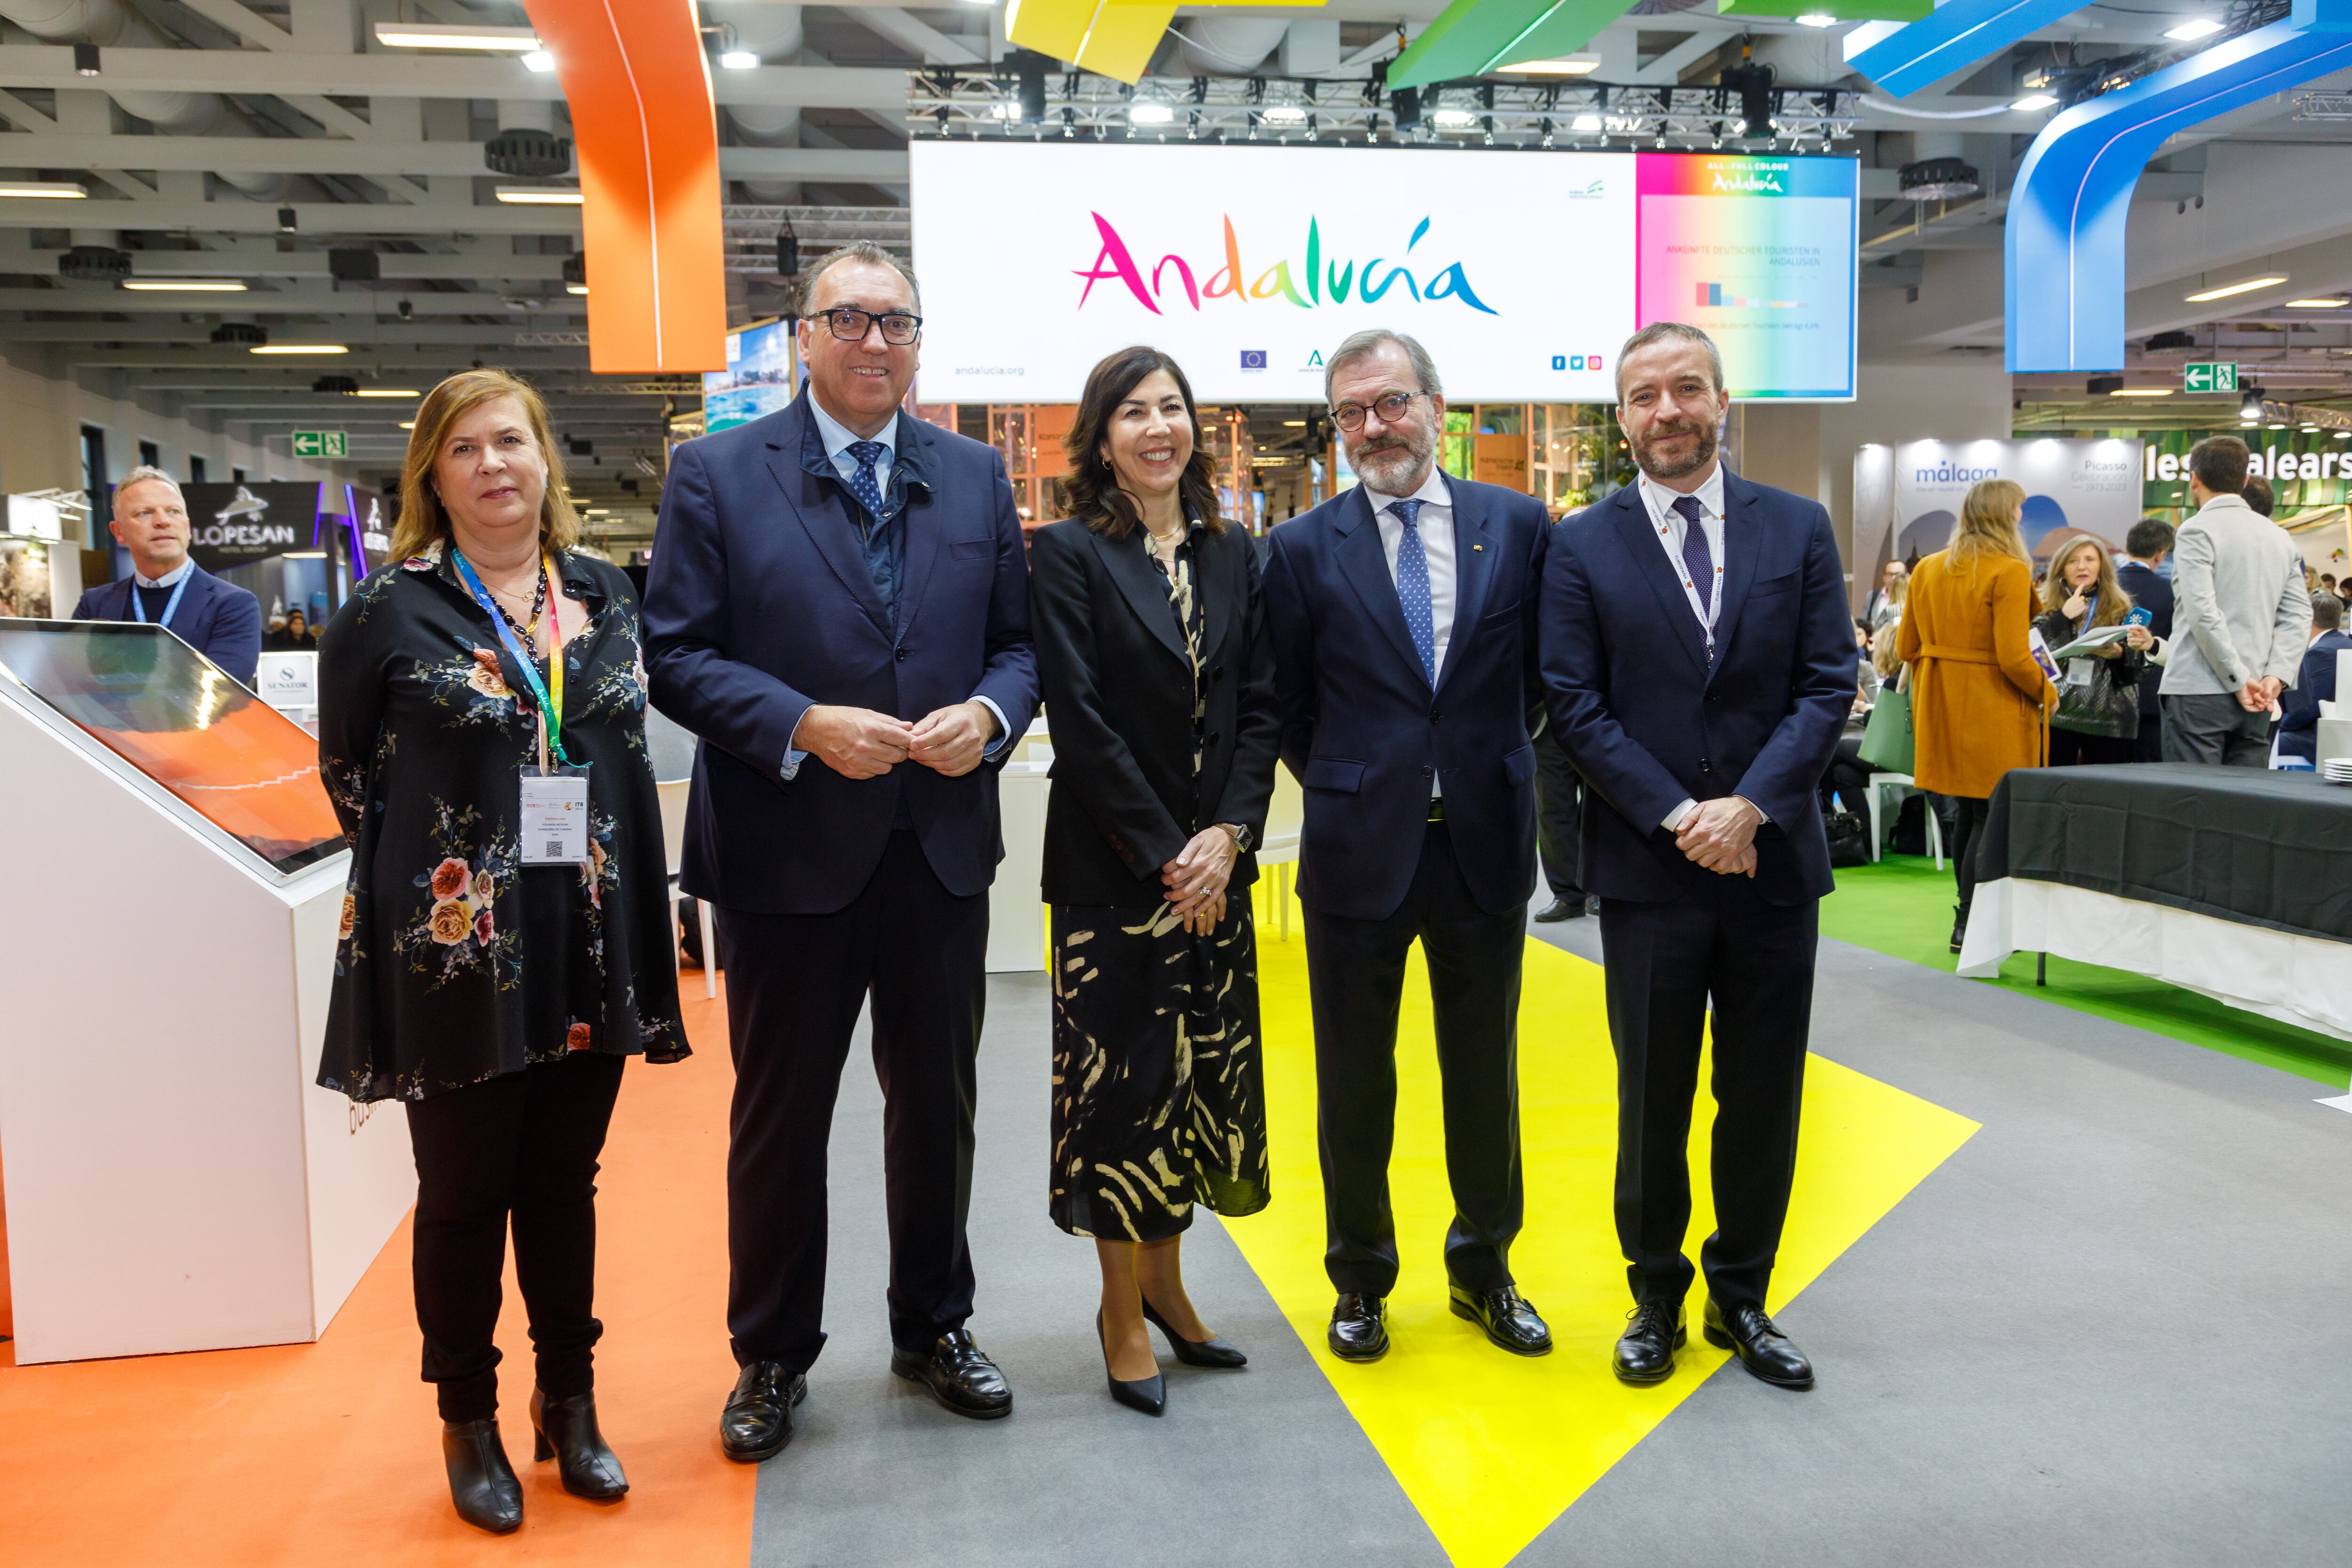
0, 985, 751, 1567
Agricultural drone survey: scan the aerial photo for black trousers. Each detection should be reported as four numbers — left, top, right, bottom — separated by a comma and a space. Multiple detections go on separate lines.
718, 830, 987, 1374
2131, 711, 2164, 763
1304, 819, 1526, 1298
2050, 730, 2137, 767
1533, 725, 1584, 900
1950, 794, 1994, 920
1599, 877, 1815, 1312
405, 1050, 625, 1423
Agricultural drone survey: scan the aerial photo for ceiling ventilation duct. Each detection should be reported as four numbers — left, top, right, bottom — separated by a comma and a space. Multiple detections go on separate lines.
485, 129, 573, 178
59, 243, 131, 283
210, 321, 266, 347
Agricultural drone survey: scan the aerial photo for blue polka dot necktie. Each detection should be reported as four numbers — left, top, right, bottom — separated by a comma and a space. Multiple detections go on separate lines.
1673, 493, 1716, 662
1390, 499, 1438, 686
846, 439, 889, 522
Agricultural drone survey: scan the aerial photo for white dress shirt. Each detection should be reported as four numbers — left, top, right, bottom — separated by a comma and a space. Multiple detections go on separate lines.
133, 559, 194, 590
1632, 461, 1760, 833
782, 391, 1007, 779
1360, 465, 1456, 798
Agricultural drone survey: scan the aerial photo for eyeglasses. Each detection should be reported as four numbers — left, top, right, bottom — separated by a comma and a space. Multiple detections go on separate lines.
1330, 390, 1428, 432
810, 306, 922, 346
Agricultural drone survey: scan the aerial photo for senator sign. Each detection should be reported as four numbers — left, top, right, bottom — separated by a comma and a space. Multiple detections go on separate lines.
908, 143, 1857, 403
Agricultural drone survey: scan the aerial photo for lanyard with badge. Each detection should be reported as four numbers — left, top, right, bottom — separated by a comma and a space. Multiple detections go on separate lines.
127, 571, 192, 629
451, 548, 591, 866
2063, 591, 2098, 688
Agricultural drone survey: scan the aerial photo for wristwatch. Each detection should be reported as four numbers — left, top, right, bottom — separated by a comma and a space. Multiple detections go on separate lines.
1216, 822, 1253, 853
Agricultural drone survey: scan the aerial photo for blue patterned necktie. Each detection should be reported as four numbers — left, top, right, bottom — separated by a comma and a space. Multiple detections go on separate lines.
845, 439, 889, 523
1390, 499, 1438, 685
1672, 493, 1716, 661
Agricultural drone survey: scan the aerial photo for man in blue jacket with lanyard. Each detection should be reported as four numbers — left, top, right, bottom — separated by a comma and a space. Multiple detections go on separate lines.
1542, 323, 1853, 1393
72, 465, 262, 686
1263, 329, 1554, 1366
644, 243, 1038, 1461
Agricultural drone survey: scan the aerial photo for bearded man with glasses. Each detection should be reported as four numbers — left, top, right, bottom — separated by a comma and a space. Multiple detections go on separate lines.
644, 242, 1038, 1460
1262, 329, 1554, 1365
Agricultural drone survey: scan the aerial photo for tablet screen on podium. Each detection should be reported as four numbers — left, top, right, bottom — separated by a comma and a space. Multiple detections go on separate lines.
0, 620, 345, 875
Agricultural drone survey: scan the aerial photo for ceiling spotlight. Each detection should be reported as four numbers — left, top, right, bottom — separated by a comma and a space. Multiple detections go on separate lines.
209, 322, 266, 347
2239, 387, 2265, 422
2162, 17, 2223, 40
0, 180, 88, 199
59, 244, 131, 283
2185, 273, 2288, 302
1795, 13, 1839, 26
1571, 112, 1604, 133
373, 23, 541, 50
2009, 93, 2060, 111
522, 50, 556, 72
1262, 104, 1307, 124
74, 40, 100, 74
495, 186, 585, 205
1432, 108, 1478, 128
1494, 56, 1601, 74
1900, 156, 1981, 202
1129, 102, 1174, 125
396, 298, 413, 320
719, 49, 760, 69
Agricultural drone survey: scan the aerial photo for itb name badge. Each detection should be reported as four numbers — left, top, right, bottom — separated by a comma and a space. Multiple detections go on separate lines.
520, 764, 591, 865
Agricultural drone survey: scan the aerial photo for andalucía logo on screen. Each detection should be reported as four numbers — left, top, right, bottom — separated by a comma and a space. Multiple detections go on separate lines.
1073, 213, 1499, 317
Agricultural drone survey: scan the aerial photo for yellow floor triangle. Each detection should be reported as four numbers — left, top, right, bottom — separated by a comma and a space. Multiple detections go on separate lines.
1228, 881, 1979, 1568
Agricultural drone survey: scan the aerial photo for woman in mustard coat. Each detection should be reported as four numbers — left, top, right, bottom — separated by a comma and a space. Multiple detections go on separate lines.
1894, 478, 2057, 952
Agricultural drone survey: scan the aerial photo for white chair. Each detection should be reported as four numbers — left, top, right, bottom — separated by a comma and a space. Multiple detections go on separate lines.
1864, 772, 1944, 869
655, 778, 717, 1000
1256, 768, 1304, 940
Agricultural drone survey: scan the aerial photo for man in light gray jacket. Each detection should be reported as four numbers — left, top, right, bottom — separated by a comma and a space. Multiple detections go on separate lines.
2160, 435, 2312, 765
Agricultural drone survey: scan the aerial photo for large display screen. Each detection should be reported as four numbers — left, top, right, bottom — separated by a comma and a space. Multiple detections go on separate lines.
908, 143, 1856, 404
0, 621, 345, 875
703, 319, 797, 434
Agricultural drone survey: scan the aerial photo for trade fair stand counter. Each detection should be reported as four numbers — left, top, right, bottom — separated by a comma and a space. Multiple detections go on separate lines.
1958, 764, 2352, 1045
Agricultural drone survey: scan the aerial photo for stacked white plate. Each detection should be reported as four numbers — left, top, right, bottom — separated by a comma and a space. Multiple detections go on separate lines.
2321, 758, 2352, 786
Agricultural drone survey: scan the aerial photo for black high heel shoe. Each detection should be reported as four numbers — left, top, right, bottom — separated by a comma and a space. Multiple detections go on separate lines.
1096, 1309, 1166, 1416
1140, 1298, 1248, 1369
441, 1418, 523, 1535
530, 1388, 629, 1500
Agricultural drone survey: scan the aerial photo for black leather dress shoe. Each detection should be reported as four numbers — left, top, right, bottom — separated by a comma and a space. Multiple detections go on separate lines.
1448, 1284, 1553, 1355
530, 1388, 628, 1499
1704, 1298, 1815, 1390
1533, 897, 1586, 923
441, 1418, 523, 1534
1612, 1300, 1686, 1386
1097, 1309, 1167, 1416
890, 1329, 1014, 1419
1141, 1298, 1247, 1369
1328, 1293, 1388, 1361
719, 1361, 806, 1463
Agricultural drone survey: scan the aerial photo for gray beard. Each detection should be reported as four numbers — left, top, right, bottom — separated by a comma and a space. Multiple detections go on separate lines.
1636, 422, 1716, 481
1353, 434, 1433, 495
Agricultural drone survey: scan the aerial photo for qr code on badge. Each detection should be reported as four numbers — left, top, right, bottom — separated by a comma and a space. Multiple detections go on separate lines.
547, 842, 563, 857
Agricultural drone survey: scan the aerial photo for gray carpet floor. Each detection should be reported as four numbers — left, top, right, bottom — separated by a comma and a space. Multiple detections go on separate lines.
746, 907, 2352, 1568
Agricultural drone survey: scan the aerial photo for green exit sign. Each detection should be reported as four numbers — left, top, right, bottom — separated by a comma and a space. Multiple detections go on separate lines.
2183, 362, 2239, 394
292, 430, 347, 458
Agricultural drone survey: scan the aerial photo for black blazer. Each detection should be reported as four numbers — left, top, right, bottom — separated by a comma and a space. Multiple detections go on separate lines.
2116, 560, 2174, 720
1028, 517, 1279, 906
1262, 475, 1549, 921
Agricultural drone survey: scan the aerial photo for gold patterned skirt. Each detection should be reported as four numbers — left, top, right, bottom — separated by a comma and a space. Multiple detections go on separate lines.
1048, 896, 1270, 1242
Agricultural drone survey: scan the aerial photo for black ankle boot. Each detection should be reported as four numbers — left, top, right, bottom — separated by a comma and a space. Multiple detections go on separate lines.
530, 1388, 629, 1499
1951, 904, 1968, 955
441, 1418, 523, 1534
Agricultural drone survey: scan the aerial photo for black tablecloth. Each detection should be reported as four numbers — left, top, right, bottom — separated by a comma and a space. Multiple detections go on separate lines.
1975, 764, 2352, 943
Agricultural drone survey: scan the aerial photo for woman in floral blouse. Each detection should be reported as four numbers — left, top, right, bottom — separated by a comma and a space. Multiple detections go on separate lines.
317, 369, 686, 1535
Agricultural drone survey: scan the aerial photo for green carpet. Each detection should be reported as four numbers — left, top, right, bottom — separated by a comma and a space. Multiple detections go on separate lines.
1822, 857, 2352, 1089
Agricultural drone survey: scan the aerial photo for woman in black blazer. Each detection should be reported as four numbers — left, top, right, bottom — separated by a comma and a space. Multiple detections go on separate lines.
1028, 346, 1280, 1417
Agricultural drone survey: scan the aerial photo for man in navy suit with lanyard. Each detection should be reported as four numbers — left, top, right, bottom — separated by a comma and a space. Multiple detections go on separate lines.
72, 464, 262, 686
644, 243, 1038, 1460
1264, 330, 1553, 1365
1542, 323, 1852, 1392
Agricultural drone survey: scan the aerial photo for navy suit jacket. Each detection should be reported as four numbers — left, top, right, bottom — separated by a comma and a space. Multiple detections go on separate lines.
1263, 473, 1549, 921
2116, 559, 2174, 722
2278, 628, 2352, 762
1541, 470, 1853, 907
72, 562, 262, 687
643, 392, 1039, 915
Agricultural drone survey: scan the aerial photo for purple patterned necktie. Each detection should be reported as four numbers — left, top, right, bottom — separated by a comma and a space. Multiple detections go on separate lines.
1672, 493, 1715, 661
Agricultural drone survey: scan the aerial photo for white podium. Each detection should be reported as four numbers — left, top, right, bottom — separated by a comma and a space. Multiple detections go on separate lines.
0, 621, 414, 1364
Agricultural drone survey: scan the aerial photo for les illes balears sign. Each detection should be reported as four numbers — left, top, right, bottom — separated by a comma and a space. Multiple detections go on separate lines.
174, 482, 324, 573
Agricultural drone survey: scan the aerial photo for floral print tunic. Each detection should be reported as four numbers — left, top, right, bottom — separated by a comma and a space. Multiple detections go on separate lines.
315, 539, 688, 1103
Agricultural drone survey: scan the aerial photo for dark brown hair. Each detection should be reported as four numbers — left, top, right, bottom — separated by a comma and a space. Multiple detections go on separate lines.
1060, 345, 1224, 541
2189, 435, 2249, 495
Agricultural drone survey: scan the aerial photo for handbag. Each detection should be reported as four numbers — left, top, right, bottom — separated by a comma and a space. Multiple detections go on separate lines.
1857, 681, 1915, 774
